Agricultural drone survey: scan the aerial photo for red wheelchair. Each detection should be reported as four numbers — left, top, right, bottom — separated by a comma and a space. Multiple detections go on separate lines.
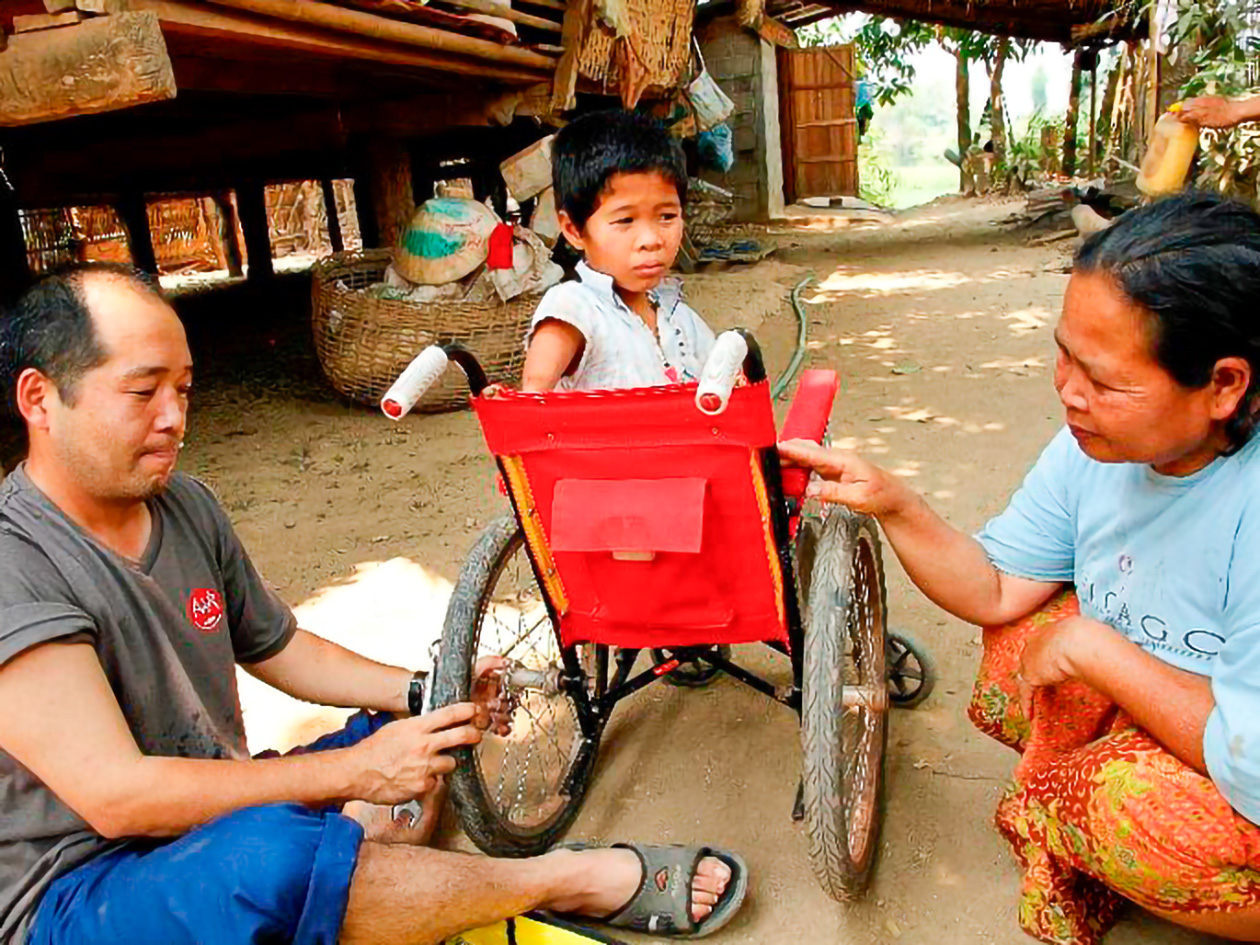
383, 332, 933, 900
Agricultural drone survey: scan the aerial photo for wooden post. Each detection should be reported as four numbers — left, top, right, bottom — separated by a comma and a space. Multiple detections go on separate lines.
211, 190, 244, 277
320, 178, 344, 255
366, 138, 414, 251
953, 48, 971, 193
116, 191, 158, 275
0, 196, 30, 304
235, 180, 274, 281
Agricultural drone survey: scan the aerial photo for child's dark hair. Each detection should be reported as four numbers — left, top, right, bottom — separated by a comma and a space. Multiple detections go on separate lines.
552, 110, 688, 230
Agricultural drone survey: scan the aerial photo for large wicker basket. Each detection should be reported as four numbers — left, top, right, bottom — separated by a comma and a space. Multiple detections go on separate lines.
311, 249, 537, 412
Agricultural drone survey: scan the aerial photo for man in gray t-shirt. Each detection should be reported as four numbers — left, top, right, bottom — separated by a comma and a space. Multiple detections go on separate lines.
0, 264, 737, 945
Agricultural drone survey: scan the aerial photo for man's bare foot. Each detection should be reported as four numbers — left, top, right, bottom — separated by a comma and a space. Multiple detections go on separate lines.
543, 848, 732, 925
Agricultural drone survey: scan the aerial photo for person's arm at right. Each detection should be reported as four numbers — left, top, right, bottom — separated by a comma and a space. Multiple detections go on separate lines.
779, 440, 1061, 625
521, 319, 585, 392
0, 641, 481, 839
1178, 95, 1260, 128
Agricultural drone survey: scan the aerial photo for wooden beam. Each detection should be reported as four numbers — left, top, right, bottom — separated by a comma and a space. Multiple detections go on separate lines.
753, 14, 798, 47
134, 0, 550, 83
201, 0, 558, 70
0, 11, 176, 127
42, 0, 78, 12
14, 11, 85, 31
429, 0, 562, 33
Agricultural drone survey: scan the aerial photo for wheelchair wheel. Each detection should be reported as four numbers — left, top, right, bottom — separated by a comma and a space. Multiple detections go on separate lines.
886, 631, 936, 709
800, 507, 889, 900
434, 514, 598, 857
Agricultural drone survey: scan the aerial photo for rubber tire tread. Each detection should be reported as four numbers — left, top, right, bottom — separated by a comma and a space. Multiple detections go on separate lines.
433, 514, 597, 857
800, 507, 889, 900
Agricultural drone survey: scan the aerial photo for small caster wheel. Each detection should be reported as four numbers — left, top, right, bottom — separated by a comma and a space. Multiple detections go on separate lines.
886, 631, 935, 709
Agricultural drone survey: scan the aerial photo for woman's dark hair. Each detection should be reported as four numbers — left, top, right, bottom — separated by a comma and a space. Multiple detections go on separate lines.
1074, 192, 1260, 453
0, 262, 160, 415
552, 109, 688, 231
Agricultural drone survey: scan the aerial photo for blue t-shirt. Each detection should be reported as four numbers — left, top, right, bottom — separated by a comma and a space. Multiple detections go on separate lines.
978, 427, 1260, 823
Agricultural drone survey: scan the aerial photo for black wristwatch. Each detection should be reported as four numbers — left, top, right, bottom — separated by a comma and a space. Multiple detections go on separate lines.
407, 670, 428, 717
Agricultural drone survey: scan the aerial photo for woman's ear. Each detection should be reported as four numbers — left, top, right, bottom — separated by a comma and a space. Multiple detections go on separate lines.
558, 211, 585, 253
1210, 356, 1253, 421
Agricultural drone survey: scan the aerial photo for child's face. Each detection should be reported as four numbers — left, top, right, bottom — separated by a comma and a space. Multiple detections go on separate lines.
560, 171, 683, 296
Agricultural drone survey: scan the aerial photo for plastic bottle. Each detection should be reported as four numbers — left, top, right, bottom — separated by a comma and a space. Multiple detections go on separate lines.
1137, 106, 1200, 196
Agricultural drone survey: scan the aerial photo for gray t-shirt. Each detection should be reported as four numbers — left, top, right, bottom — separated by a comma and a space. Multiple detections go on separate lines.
0, 465, 296, 942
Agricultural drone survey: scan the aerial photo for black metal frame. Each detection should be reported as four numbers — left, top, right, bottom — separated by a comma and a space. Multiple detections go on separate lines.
441, 335, 809, 791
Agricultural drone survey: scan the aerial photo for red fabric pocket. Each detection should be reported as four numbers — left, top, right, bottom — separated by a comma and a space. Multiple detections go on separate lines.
550, 478, 706, 554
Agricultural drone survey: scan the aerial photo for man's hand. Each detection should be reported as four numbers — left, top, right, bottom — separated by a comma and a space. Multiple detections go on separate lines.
1177, 97, 1244, 129
778, 440, 913, 518
1016, 616, 1111, 719
348, 703, 482, 805
471, 656, 513, 736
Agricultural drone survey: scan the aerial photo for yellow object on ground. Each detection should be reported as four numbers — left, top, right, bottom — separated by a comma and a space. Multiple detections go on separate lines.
445, 914, 627, 945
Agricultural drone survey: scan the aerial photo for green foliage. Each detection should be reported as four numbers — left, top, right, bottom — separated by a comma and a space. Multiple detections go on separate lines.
857, 128, 900, 205
1166, 0, 1260, 201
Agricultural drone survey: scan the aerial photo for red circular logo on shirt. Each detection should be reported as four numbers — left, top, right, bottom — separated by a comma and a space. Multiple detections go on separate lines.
187, 588, 225, 633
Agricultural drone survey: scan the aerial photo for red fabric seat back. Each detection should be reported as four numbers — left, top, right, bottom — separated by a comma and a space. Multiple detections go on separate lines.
473, 382, 790, 650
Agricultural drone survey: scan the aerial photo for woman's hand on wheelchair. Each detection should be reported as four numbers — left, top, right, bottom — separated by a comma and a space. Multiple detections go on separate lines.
349, 702, 482, 805
778, 439, 911, 518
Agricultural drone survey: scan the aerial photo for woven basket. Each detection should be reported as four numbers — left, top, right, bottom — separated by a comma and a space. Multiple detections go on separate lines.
311, 250, 536, 412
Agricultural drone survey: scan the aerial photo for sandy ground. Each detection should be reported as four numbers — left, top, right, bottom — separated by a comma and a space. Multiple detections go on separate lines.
0, 198, 1222, 944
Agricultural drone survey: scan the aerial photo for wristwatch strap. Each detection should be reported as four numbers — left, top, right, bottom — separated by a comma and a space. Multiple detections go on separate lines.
407, 670, 428, 717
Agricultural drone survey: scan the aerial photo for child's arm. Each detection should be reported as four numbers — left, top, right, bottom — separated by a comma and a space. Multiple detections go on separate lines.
521, 319, 586, 392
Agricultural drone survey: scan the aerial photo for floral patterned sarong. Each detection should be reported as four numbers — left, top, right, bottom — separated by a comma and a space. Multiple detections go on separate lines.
968, 589, 1260, 944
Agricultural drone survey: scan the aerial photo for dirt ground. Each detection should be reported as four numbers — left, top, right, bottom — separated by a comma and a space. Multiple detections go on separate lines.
0, 198, 1223, 944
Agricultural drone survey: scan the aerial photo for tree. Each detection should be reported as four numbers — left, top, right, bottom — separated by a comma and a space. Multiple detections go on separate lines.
989, 36, 1012, 178
1063, 49, 1084, 177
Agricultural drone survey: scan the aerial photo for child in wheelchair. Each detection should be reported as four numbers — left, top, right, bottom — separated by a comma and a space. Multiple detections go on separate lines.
521, 109, 716, 393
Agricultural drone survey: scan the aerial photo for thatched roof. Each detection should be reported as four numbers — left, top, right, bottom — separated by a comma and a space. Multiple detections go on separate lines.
706, 0, 1140, 44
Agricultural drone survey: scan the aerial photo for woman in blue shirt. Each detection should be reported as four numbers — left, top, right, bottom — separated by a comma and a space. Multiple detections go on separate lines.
782, 193, 1260, 945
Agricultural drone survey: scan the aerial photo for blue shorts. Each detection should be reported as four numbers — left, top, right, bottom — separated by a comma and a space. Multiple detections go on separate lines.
28, 711, 392, 945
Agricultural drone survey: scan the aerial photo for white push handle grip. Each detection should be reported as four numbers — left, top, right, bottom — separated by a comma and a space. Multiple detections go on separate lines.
695, 330, 748, 415
381, 346, 449, 420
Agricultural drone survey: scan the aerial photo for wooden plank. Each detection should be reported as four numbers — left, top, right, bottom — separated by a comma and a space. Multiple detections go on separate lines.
321, 179, 344, 255
134, 0, 549, 83
754, 14, 798, 48
42, 0, 78, 11
211, 191, 244, 277
516, 0, 565, 10
0, 11, 175, 127
14, 11, 84, 30
201, 0, 558, 70
77, 0, 132, 12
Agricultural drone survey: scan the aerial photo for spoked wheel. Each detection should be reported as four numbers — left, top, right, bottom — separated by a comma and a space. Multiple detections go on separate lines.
433, 515, 599, 857
886, 631, 936, 709
650, 645, 730, 687
800, 507, 889, 900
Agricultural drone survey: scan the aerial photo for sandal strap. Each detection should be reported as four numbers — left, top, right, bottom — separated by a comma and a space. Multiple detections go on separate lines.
602, 843, 705, 936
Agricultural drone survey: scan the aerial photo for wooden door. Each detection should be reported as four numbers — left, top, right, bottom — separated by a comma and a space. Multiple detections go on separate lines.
778, 45, 859, 203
